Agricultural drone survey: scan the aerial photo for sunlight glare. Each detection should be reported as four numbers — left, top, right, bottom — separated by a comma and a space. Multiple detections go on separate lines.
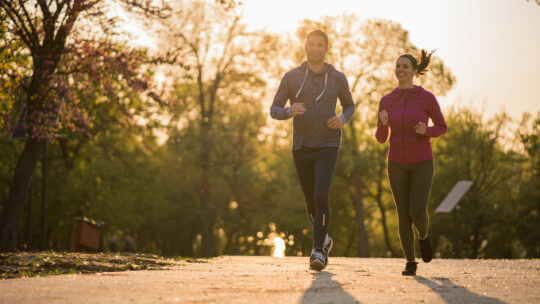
272, 237, 285, 258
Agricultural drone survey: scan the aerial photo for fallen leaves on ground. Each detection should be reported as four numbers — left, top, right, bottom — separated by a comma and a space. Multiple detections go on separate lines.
0, 251, 204, 279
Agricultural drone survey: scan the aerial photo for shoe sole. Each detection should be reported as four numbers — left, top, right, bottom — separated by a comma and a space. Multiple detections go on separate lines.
420, 243, 432, 263
420, 237, 433, 263
310, 259, 325, 271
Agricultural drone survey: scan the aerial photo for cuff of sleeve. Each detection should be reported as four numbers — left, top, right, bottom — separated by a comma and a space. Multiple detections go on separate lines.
286, 107, 292, 117
425, 127, 433, 137
339, 114, 347, 124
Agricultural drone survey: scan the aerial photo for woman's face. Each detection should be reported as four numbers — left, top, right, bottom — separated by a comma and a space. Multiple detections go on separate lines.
395, 57, 416, 83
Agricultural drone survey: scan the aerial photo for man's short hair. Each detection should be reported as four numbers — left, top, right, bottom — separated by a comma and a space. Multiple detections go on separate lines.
306, 30, 328, 46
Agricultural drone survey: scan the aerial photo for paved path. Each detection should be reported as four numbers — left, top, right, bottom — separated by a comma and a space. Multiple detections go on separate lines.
1, 256, 539, 303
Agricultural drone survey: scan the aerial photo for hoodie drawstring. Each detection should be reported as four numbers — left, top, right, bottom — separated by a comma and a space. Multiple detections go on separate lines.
316, 73, 328, 101
295, 67, 328, 102
295, 68, 308, 99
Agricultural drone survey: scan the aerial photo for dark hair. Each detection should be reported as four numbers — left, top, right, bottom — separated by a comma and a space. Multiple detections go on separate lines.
306, 30, 329, 46
399, 49, 435, 75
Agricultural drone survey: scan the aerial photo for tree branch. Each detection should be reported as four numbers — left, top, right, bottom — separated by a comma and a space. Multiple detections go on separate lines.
36, 0, 51, 19
19, 0, 40, 42
0, 1, 35, 50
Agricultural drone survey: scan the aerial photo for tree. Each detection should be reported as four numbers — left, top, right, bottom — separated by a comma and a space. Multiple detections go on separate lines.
430, 108, 519, 258
515, 112, 540, 257
154, 0, 280, 256
0, 0, 167, 251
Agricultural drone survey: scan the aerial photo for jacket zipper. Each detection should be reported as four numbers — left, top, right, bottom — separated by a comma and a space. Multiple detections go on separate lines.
401, 93, 409, 163
297, 72, 327, 147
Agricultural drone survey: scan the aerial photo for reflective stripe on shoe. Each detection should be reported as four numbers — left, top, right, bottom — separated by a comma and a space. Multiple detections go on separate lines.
323, 235, 333, 257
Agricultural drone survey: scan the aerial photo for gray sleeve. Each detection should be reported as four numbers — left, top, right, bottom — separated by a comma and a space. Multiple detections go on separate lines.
337, 74, 355, 124
270, 74, 293, 120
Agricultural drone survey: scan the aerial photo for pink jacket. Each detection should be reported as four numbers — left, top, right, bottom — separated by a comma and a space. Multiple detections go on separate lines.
375, 86, 447, 164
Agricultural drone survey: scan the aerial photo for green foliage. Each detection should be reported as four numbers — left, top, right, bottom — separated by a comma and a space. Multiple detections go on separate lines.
515, 113, 540, 257
430, 108, 523, 258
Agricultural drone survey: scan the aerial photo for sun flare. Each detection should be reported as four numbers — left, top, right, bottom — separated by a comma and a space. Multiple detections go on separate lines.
272, 237, 286, 258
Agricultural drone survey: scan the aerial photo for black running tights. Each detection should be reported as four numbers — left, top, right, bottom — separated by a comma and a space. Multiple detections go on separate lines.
293, 146, 338, 250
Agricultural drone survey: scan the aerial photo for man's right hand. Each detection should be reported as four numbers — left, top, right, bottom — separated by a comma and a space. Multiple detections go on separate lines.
379, 109, 388, 126
292, 103, 306, 116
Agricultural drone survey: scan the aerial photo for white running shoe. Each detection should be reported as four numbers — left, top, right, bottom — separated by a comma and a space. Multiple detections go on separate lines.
309, 249, 327, 271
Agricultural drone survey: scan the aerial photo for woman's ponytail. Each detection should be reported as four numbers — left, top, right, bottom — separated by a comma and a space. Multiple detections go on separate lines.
399, 49, 435, 75
416, 49, 435, 75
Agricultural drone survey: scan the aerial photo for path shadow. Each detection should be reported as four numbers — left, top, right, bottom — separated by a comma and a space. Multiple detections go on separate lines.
299, 271, 361, 304
415, 276, 507, 304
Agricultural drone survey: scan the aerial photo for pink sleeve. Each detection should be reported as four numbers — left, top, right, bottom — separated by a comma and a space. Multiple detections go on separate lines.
375, 101, 389, 143
425, 95, 447, 138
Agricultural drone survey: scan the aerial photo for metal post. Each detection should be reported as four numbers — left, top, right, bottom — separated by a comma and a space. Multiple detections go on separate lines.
453, 208, 458, 258
41, 140, 47, 250
27, 182, 32, 250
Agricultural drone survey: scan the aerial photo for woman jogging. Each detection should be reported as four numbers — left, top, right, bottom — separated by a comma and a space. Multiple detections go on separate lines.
375, 49, 447, 276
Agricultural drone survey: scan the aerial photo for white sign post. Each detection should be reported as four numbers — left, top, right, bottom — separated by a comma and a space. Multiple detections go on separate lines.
436, 181, 474, 213
435, 180, 473, 257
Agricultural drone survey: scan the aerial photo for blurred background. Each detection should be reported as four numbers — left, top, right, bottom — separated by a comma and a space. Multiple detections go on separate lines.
0, 0, 538, 259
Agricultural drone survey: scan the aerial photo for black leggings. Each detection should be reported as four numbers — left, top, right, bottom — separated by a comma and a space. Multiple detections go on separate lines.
293, 146, 338, 250
387, 159, 434, 261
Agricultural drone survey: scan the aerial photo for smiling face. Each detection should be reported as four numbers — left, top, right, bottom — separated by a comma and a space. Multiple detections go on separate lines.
305, 34, 328, 64
395, 56, 417, 83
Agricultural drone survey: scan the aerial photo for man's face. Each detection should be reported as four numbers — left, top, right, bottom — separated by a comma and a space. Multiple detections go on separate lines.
305, 35, 328, 63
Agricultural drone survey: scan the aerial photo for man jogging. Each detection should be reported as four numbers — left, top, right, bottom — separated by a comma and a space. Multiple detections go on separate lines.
270, 30, 356, 270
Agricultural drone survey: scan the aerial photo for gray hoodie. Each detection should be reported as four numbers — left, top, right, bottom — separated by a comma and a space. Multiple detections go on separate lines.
270, 62, 356, 150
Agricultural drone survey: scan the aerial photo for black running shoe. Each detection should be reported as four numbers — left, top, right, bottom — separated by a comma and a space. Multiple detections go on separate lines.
309, 249, 327, 271
419, 235, 433, 263
402, 261, 418, 276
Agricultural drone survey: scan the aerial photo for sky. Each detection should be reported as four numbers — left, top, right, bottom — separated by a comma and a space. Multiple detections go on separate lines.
239, 0, 540, 120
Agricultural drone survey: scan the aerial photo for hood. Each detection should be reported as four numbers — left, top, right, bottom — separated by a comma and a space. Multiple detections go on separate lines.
387, 85, 425, 98
300, 61, 336, 75
295, 62, 335, 102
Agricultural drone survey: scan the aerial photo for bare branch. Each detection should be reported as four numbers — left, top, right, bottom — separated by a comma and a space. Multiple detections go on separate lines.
215, 14, 240, 74
36, 0, 51, 18
18, 0, 40, 42
0, 1, 36, 49
50, 0, 66, 25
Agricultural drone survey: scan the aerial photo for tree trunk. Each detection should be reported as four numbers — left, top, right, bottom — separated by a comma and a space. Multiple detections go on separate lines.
470, 222, 483, 259
0, 139, 43, 251
345, 115, 370, 257
199, 120, 213, 257
469, 195, 482, 259
345, 218, 356, 256
375, 199, 394, 257
375, 167, 395, 257
353, 168, 370, 257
